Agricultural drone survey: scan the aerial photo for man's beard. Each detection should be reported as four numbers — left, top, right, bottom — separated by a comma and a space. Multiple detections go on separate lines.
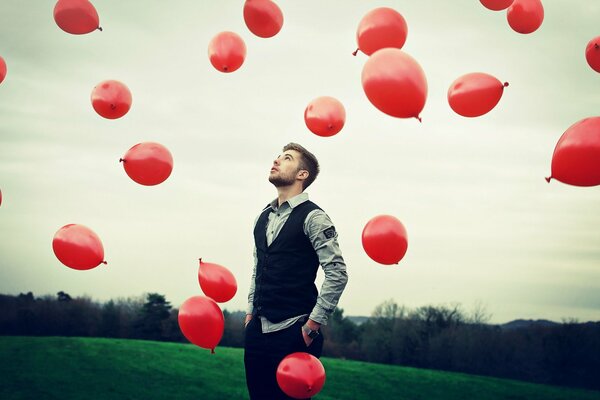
269, 173, 295, 187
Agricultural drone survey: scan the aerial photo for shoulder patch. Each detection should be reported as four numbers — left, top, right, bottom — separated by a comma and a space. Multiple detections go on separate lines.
323, 226, 336, 239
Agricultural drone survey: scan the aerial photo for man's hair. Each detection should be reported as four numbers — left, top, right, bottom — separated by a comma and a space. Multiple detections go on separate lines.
283, 142, 320, 190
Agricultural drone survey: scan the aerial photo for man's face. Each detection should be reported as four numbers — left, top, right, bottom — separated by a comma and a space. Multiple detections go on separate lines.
268, 150, 303, 187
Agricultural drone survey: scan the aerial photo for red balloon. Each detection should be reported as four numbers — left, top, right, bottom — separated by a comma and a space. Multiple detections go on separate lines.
480, 0, 514, 11
0, 188, 3, 207
304, 96, 346, 137
361, 48, 427, 121
198, 258, 238, 303
91, 80, 132, 119
506, 0, 544, 34
546, 117, 600, 187
355, 7, 407, 56
0, 56, 6, 84
243, 0, 283, 38
52, 224, 106, 270
276, 352, 326, 399
53, 0, 101, 35
447, 72, 508, 117
585, 36, 600, 73
208, 32, 246, 73
120, 142, 173, 186
178, 296, 224, 352
362, 215, 408, 265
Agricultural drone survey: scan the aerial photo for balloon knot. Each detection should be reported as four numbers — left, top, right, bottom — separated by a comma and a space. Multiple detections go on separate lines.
198, 257, 202, 262
119, 158, 125, 163
503, 82, 509, 87
223, 67, 228, 72
211, 348, 215, 354
352, 48, 359, 57
545, 176, 552, 183
595, 43, 599, 49
98, 26, 103, 32
416, 116, 422, 123
110, 104, 116, 110
101, 261, 108, 265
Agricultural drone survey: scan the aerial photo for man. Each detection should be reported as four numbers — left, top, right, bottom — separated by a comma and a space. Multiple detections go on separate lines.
244, 143, 348, 400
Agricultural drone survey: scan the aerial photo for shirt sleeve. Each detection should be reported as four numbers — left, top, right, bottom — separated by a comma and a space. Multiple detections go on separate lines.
247, 215, 260, 315
304, 209, 348, 325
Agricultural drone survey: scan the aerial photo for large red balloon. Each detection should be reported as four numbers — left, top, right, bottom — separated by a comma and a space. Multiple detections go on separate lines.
91, 80, 132, 119
0, 56, 6, 84
585, 36, 600, 73
277, 352, 326, 399
361, 48, 427, 121
448, 73, 508, 117
52, 224, 106, 270
362, 215, 408, 265
355, 7, 407, 56
198, 258, 238, 303
506, 0, 544, 34
178, 296, 224, 352
546, 117, 600, 187
480, 0, 514, 11
120, 142, 173, 186
53, 0, 101, 35
304, 96, 346, 137
243, 0, 283, 38
208, 32, 246, 73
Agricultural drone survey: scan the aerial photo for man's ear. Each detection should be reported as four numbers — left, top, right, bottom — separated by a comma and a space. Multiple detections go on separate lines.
297, 170, 309, 181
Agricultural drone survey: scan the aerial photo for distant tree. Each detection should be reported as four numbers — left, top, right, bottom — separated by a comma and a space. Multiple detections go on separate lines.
134, 293, 172, 341
57, 291, 72, 302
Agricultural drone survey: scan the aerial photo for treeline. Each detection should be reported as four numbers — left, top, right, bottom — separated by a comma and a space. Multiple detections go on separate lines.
1, 293, 599, 391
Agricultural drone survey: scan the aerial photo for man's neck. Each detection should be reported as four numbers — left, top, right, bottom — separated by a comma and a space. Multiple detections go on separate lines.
276, 185, 303, 207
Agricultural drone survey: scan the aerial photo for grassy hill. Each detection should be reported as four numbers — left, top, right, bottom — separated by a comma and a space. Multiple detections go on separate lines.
1, 336, 599, 400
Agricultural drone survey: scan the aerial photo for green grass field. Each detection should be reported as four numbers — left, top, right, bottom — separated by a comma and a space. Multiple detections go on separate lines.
0, 336, 599, 400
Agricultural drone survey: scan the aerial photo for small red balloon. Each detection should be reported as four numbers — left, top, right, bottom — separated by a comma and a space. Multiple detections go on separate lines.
585, 36, 600, 73
362, 215, 408, 265
53, 0, 101, 35
0, 56, 6, 84
243, 0, 283, 38
0, 188, 3, 207
198, 259, 238, 303
304, 96, 346, 137
547, 117, 600, 187
120, 142, 173, 186
208, 32, 246, 73
277, 352, 326, 399
52, 224, 106, 270
178, 296, 224, 352
362, 48, 427, 121
355, 7, 407, 56
448, 73, 508, 117
91, 80, 132, 119
480, 0, 514, 11
506, 0, 544, 34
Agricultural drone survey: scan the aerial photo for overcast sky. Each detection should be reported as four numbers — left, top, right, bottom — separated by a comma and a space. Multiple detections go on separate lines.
1, 0, 599, 324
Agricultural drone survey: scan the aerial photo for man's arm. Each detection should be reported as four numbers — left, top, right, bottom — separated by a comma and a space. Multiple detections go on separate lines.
245, 245, 257, 326
304, 209, 348, 329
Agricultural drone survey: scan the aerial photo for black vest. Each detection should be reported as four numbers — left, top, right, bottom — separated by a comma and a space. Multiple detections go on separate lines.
252, 200, 321, 323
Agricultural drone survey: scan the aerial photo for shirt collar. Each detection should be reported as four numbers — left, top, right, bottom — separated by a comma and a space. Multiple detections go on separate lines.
269, 192, 309, 211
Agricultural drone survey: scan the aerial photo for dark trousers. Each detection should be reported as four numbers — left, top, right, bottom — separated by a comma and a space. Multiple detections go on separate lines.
244, 317, 324, 400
